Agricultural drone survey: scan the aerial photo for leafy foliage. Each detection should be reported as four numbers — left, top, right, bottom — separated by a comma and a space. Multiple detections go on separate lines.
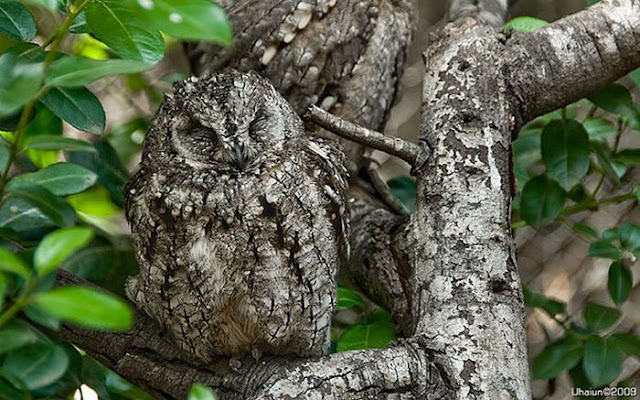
0, 0, 230, 397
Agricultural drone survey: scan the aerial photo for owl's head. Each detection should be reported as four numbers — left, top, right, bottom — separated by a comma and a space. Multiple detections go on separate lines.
146, 70, 302, 170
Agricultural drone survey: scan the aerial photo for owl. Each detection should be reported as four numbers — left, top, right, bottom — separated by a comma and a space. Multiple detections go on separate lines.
125, 70, 350, 362
186, 0, 416, 173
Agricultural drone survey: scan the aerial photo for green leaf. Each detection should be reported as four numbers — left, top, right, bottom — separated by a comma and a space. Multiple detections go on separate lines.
584, 303, 620, 332
336, 310, 395, 352
613, 149, 640, 165
522, 285, 565, 316
40, 86, 105, 135
47, 56, 152, 87
610, 332, 640, 359
8, 162, 97, 196
122, 0, 232, 44
630, 69, 640, 87
590, 140, 621, 184
520, 175, 566, 226
0, 53, 43, 116
573, 223, 598, 240
589, 239, 623, 260
188, 383, 217, 400
512, 134, 541, 169
0, 1, 36, 41
504, 16, 548, 33
23, 303, 60, 329
34, 227, 94, 275
0, 247, 30, 278
387, 176, 416, 212
67, 141, 129, 206
0, 319, 40, 355
583, 336, 623, 387
23, 135, 96, 153
608, 262, 632, 305
541, 120, 590, 191
86, 0, 164, 65
2, 343, 69, 390
0, 198, 55, 233
32, 286, 134, 331
21, 0, 58, 10
336, 287, 364, 311
583, 118, 618, 140
532, 336, 584, 380
617, 222, 640, 250
588, 84, 634, 116
5, 183, 76, 227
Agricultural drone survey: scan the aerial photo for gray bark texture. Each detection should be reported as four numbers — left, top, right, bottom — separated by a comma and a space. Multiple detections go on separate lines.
51, 0, 640, 399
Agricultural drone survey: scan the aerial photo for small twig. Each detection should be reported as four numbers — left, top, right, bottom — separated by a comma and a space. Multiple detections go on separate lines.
303, 106, 427, 170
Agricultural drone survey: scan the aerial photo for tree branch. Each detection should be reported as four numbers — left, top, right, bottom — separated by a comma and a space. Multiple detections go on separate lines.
506, 0, 640, 126
303, 105, 428, 170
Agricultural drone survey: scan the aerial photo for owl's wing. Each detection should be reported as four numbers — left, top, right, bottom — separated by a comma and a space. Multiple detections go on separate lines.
301, 138, 351, 260
186, 0, 414, 131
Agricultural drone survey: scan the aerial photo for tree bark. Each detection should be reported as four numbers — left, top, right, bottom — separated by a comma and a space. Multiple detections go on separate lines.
49, 1, 640, 398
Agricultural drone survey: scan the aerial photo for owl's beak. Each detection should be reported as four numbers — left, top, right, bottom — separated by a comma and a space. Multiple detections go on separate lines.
233, 143, 247, 170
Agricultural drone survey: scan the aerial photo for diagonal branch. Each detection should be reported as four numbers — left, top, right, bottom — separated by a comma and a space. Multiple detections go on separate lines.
303, 105, 428, 170
505, 0, 640, 127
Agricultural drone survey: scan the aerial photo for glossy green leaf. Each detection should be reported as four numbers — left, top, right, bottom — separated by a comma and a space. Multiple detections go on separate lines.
2, 343, 69, 390
0, 1, 36, 41
20, 0, 58, 10
608, 262, 632, 305
520, 175, 566, 226
8, 162, 97, 196
583, 336, 623, 387
531, 336, 584, 380
23, 135, 95, 153
40, 86, 105, 135
336, 310, 395, 352
23, 303, 60, 329
336, 287, 364, 311
122, 0, 232, 44
0, 247, 29, 278
583, 118, 618, 139
0, 319, 40, 355
617, 222, 640, 250
590, 140, 621, 184
573, 223, 598, 240
630, 69, 640, 87
522, 285, 565, 316
512, 134, 541, 169
86, 1, 164, 65
588, 239, 622, 260
541, 120, 590, 190
34, 227, 94, 275
33, 286, 134, 331
0, 198, 55, 233
188, 383, 217, 400
47, 56, 151, 87
67, 141, 129, 206
0, 53, 43, 116
588, 84, 634, 116
68, 10, 89, 33
504, 16, 548, 32
5, 184, 76, 227
584, 303, 620, 332
610, 332, 640, 359
613, 149, 640, 165
387, 176, 417, 212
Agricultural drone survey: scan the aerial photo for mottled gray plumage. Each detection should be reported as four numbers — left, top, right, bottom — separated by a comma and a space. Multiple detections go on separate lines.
186, 0, 416, 172
125, 71, 349, 362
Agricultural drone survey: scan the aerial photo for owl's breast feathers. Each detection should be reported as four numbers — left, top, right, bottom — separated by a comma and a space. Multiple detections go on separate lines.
125, 136, 349, 360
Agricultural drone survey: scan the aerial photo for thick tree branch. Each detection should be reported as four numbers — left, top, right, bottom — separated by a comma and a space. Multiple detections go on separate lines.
413, 17, 529, 398
506, 0, 640, 126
